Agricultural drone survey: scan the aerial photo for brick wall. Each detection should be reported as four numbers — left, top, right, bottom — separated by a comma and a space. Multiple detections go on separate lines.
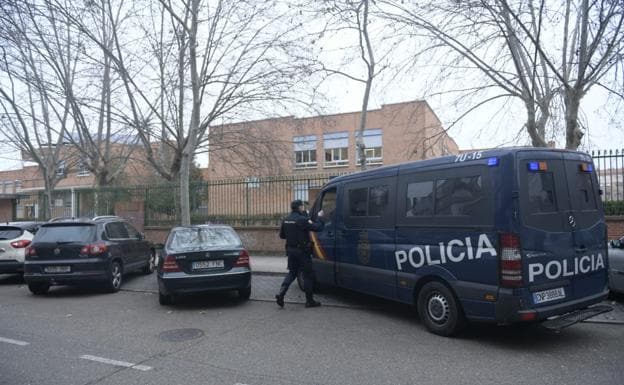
0, 199, 13, 222
607, 216, 624, 239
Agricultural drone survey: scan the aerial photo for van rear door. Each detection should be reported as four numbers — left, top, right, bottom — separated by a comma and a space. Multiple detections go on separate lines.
517, 151, 607, 308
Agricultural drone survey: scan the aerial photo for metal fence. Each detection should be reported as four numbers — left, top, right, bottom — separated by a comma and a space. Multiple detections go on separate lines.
9, 150, 624, 225
591, 149, 624, 215
12, 173, 343, 226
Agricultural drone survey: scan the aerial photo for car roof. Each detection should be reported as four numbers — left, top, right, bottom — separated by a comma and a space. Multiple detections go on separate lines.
170, 224, 235, 232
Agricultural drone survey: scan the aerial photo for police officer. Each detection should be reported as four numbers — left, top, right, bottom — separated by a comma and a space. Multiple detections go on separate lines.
276, 199, 324, 308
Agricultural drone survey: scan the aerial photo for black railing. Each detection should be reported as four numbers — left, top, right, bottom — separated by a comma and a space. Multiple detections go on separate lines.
591, 149, 624, 215
9, 149, 624, 226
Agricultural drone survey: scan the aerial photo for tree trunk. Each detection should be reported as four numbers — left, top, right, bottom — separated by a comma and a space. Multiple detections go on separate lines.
525, 102, 548, 147
564, 89, 583, 150
180, 0, 201, 226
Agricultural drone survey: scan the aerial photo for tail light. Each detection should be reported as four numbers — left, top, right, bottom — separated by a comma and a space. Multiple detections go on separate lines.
162, 255, 181, 272
79, 243, 109, 256
11, 239, 31, 248
234, 250, 250, 268
500, 233, 523, 287
26, 246, 37, 258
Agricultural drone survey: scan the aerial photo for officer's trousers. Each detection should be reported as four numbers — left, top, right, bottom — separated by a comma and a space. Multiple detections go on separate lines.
279, 247, 314, 297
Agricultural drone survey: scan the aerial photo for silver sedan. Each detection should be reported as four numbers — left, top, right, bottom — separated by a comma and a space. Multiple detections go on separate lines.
609, 236, 624, 294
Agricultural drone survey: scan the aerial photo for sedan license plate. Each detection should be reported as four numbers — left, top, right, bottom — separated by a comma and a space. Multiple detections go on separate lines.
192, 260, 224, 270
533, 287, 566, 304
44, 266, 71, 274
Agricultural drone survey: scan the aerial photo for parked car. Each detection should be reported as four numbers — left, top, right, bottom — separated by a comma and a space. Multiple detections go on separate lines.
157, 225, 251, 305
609, 236, 624, 294
0, 222, 43, 274
23, 217, 155, 294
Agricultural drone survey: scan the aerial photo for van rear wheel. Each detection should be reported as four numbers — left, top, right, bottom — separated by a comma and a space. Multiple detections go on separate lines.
417, 281, 465, 336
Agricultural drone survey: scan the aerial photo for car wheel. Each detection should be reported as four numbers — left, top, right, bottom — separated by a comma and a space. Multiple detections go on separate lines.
141, 250, 156, 275
104, 261, 123, 293
238, 287, 251, 300
417, 281, 465, 337
159, 292, 173, 305
28, 283, 50, 295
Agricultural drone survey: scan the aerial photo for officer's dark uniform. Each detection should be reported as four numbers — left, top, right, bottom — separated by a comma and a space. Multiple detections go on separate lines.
276, 200, 324, 308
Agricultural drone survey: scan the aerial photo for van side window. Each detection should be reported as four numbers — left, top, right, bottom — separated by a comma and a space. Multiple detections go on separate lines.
368, 185, 389, 217
348, 185, 389, 217
320, 189, 337, 222
435, 175, 483, 216
406, 181, 434, 217
349, 188, 369, 216
527, 173, 557, 213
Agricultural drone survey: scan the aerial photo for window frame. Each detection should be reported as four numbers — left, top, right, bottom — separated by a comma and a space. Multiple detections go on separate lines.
397, 165, 494, 228
343, 176, 396, 229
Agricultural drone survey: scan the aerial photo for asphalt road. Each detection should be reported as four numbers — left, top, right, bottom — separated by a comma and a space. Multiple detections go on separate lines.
1, 272, 623, 385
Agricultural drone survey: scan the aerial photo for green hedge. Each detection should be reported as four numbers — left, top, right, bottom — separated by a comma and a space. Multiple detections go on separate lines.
604, 200, 624, 216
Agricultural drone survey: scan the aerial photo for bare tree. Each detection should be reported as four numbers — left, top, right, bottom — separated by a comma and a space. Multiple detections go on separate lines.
57, 0, 315, 225
0, 0, 77, 218
381, 0, 624, 150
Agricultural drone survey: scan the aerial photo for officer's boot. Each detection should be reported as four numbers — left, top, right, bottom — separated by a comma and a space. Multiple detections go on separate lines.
305, 292, 321, 308
275, 294, 285, 308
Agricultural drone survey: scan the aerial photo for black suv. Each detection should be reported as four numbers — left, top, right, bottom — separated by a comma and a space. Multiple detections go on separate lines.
23, 217, 155, 295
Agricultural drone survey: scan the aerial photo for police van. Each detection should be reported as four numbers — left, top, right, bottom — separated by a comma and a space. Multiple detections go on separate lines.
308, 147, 611, 336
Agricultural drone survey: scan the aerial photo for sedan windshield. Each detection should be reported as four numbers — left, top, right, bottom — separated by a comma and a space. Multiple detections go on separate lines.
167, 227, 241, 252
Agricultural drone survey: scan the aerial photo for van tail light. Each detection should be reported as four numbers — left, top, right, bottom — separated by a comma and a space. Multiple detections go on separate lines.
80, 243, 108, 256
500, 233, 523, 288
11, 239, 31, 248
162, 255, 182, 272
234, 250, 250, 268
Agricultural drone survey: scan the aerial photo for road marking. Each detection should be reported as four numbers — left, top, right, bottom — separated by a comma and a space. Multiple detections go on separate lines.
80, 355, 152, 371
0, 336, 30, 346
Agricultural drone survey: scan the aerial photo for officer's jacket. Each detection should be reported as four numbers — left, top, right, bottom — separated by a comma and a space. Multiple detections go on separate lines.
279, 211, 324, 249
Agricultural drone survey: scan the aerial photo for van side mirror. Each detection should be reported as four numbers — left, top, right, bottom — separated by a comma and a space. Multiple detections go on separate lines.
611, 240, 621, 248
137, 232, 144, 240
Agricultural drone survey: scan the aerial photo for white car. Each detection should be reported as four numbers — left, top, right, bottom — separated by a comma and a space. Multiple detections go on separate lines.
608, 236, 624, 294
0, 222, 41, 275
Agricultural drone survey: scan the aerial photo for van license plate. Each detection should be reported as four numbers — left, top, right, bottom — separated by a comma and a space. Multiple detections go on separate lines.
533, 287, 565, 304
192, 260, 224, 270
44, 266, 70, 273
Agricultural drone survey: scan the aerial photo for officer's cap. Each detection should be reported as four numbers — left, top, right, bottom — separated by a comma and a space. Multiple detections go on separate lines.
291, 199, 304, 211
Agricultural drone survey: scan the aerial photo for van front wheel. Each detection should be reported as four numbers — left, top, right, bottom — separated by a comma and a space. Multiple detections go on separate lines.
417, 281, 465, 336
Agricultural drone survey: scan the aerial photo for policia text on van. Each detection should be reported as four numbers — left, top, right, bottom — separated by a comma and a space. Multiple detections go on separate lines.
307, 148, 611, 336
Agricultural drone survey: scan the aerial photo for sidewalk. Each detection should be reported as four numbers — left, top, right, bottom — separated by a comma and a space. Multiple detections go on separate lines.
250, 255, 287, 275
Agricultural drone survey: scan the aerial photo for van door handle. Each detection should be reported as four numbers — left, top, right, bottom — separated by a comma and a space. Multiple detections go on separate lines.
575, 246, 587, 253
327, 231, 334, 237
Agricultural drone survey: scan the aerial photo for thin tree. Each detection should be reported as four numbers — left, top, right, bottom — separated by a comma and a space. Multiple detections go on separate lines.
57, 0, 316, 225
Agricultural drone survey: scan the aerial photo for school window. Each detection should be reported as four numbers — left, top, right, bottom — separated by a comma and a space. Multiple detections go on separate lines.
435, 175, 483, 216
527, 172, 557, 213
77, 159, 90, 177
245, 177, 260, 188
56, 160, 66, 177
293, 135, 317, 169
406, 181, 434, 217
355, 129, 383, 165
324, 132, 349, 167
348, 185, 389, 217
